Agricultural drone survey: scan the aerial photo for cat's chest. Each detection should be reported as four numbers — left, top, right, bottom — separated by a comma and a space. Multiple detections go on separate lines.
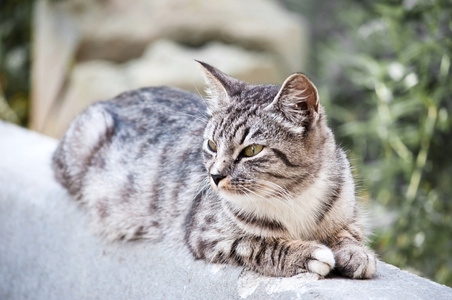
280, 184, 330, 240
223, 168, 335, 240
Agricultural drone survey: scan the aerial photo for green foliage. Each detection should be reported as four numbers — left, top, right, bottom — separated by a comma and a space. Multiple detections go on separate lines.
0, 0, 34, 125
314, 0, 452, 286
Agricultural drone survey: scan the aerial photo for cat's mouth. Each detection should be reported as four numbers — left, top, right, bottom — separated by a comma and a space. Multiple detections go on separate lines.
212, 176, 247, 196
213, 176, 291, 202
214, 177, 273, 200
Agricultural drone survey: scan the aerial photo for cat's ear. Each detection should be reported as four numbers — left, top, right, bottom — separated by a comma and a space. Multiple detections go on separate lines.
265, 73, 319, 126
196, 60, 244, 114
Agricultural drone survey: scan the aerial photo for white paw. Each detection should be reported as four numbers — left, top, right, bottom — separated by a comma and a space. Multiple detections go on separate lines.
307, 246, 335, 276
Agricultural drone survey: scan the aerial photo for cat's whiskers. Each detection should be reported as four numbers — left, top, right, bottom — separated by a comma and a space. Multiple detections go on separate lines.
240, 181, 297, 218
251, 185, 293, 208
237, 185, 285, 217
192, 84, 215, 120
252, 179, 294, 205
264, 181, 292, 201
193, 83, 204, 99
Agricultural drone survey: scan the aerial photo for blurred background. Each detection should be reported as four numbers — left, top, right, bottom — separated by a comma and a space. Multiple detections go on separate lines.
1, 0, 451, 287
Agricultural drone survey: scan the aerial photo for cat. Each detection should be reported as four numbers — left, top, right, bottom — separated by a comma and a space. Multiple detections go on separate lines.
52, 61, 377, 279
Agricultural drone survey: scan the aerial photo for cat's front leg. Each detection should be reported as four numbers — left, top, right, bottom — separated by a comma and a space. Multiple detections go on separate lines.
327, 225, 378, 279
191, 235, 335, 277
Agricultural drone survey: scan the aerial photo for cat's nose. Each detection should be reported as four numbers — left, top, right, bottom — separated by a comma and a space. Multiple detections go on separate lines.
211, 174, 226, 186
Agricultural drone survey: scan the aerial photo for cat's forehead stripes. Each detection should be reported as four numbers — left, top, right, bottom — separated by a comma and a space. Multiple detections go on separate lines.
218, 118, 256, 147
239, 127, 250, 145
212, 107, 281, 146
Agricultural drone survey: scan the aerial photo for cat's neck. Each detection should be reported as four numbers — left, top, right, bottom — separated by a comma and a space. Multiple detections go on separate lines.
221, 164, 330, 240
219, 132, 353, 241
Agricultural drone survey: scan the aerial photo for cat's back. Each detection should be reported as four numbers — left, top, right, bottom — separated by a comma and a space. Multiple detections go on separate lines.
106, 86, 206, 139
52, 86, 207, 200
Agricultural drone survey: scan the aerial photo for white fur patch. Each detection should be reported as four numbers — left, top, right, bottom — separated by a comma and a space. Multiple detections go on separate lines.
215, 239, 234, 254
235, 240, 253, 258
225, 165, 332, 240
308, 246, 335, 276
286, 167, 330, 239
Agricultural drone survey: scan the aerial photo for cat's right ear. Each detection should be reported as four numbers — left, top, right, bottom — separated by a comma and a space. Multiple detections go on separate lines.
196, 61, 243, 114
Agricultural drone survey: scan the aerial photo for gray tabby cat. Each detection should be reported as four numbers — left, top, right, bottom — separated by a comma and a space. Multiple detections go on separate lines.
52, 61, 377, 279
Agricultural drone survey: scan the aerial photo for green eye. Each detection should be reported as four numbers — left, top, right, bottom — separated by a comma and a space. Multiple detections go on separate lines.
207, 140, 217, 152
243, 145, 264, 157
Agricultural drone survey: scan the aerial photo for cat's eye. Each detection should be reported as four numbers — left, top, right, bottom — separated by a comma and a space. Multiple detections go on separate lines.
243, 144, 264, 157
207, 140, 217, 152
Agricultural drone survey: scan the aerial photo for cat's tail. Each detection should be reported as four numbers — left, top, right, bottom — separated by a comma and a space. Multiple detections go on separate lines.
52, 103, 115, 199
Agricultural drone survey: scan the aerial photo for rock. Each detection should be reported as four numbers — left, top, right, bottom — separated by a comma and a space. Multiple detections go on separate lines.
65, 0, 306, 73
2, 121, 452, 299
127, 39, 285, 88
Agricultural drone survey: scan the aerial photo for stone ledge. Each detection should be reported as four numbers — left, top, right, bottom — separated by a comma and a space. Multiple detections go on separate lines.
1, 120, 451, 299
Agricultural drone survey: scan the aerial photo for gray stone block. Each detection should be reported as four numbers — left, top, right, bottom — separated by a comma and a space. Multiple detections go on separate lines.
1, 121, 452, 299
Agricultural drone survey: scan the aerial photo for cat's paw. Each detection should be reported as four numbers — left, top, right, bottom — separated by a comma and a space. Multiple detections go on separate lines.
285, 244, 335, 277
306, 245, 336, 277
334, 245, 377, 279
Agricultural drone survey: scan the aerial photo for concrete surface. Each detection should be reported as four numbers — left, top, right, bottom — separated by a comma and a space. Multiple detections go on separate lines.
1, 120, 452, 299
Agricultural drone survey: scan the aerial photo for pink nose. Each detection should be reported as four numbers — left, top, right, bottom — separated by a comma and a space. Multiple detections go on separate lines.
211, 174, 226, 186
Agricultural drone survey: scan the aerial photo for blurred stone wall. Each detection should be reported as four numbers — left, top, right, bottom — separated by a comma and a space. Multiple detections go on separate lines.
31, 0, 308, 137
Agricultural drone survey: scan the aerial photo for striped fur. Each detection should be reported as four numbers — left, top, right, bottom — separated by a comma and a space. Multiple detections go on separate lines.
52, 62, 376, 279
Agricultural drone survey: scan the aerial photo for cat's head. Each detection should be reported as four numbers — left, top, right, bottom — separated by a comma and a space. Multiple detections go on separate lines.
198, 61, 329, 206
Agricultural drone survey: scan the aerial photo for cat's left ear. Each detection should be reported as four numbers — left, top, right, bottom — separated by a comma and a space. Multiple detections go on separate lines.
266, 73, 319, 121
196, 60, 244, 114
265, 73, 319, 131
